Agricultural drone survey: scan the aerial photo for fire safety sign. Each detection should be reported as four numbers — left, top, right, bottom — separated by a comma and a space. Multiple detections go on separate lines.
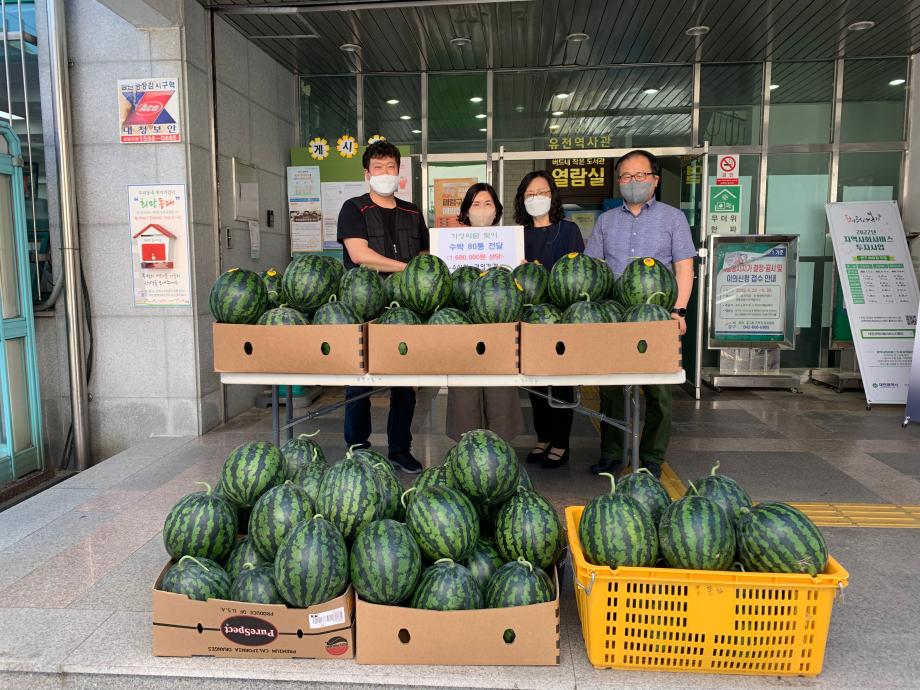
118, 78, 182, 144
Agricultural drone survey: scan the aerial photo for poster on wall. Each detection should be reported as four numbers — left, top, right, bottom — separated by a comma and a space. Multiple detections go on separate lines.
434, 178, 476, 228
321, 181, 366, 250
826, 201, 920, 405
430, 226, 524, 272
128, 184, 191, 306
287, 166, 323, 253
118, 78, 181, 144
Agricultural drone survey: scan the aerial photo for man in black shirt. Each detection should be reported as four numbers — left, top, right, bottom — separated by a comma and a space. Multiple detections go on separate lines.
336, 141, 429, 473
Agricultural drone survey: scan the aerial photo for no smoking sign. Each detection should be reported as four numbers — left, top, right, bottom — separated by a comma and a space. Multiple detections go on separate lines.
716, 154, 739, 185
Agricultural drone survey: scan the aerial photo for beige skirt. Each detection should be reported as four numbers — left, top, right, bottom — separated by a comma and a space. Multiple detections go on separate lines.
445, 387, 524, 443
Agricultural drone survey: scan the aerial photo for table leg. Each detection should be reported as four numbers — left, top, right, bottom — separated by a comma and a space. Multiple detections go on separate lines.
631, 384, 641, 473
285, 385, 294, 442
621, 386, 630, 471
271, 385, 280, 448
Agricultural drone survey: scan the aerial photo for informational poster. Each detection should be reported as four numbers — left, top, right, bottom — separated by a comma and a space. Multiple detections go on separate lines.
321, 181, 366, 250
907, 301, 920, 424
118, 78, 181, 143
128, 184, 191, 306
433, 178, 476, 228
826, 201, 920, 405
396, 158, 412, 205
568, 210, 600, 241
287, 166, 323, 253
430, 225, 525, 272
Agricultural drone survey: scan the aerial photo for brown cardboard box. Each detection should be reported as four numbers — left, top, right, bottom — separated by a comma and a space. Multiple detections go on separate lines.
368, 322, 519, 375
355, 570, 560, 666
152, 563, 355, 659
213, 323, 366, 374
520, 320, 682, 375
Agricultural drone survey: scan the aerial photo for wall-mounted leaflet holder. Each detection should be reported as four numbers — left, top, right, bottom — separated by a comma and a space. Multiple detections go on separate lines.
232, 157, 260, 222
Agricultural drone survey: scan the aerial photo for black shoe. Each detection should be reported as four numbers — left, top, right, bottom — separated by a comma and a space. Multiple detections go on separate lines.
526, 443, 550, 464
541, 447, 569, 469
589, 457, 627, 475
388, 448, 423, 474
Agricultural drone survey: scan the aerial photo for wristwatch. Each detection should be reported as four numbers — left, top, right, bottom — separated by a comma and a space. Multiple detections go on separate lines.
670, 307, 687, 317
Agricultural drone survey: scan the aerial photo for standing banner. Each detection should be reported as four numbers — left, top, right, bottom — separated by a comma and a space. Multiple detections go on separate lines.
433, 178, 476, 228
826, 201, 920, 405
908, 300, 920, 424
128, 184, 191, 306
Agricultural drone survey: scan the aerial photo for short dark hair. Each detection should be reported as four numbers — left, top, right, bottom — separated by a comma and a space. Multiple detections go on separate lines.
513, 170, 565, 226
615, 149, 660, 176
458, 183, 503, 226
362, 140, 401, 170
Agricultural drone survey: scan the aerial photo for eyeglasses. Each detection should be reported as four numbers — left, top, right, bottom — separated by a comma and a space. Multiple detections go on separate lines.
617, 172, 656, 183
524, 190, 552, 200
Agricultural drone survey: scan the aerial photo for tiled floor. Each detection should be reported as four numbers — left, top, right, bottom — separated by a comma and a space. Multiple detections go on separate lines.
1, 383, 919, 689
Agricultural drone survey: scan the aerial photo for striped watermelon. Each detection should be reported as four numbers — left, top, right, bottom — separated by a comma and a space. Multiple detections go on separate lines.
691, 461, 752, 523
405, 485, 480, 561
350, 519, 421, 604
339, 265, 386, 321
219, 441, 284, 508
401, 255, 452, 316
224, 537, 268, 581
369, 461, 403, 520
163, 482, 237, 562
257, 305, 309, 325
462, 538, 505, 591
312, 295, 361, 325
274, 515, 348, 607
209, 268, 268, 324
428, 307, 471, 325
281, 254, 341, 312
384, 270, 405, 305
450, 265, 481, 310
161, 555, 231, 601
292, 462, 326, 507
281, 430, 326, 479
522, 303, 563, 324
548, 253, 606, 308
484, 557, 554, 608
348, 446, 390, 469
591, 256, 615, 300
659, 493, 736, 570
448, 429, 520, 507
376, 302, 423, 325
623, 303, 672, 322
249, 481, 315, 561
230, 563, 283, 604
737, 503, 828, 576
596, 300, 623, 323
260, 268, 284, 306
412, 463, 453, 495
578, 472, 658, 569
561, 293, 614, 323
468, 270, 524, 324
620, 257, 677, 308
315, 455, 385, 541
494, 488, 564, 569
512, 261, 549, 305
617, 468, 671, 526
410, 559, 483, 611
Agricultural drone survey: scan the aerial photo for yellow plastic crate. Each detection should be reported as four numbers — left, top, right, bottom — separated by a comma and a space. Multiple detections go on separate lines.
565, 506, 849, 676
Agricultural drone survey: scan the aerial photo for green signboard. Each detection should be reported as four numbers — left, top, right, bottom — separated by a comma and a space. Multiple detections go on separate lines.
709, 185, 741, 213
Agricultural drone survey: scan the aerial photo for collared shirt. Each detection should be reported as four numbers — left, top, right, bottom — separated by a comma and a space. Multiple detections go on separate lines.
584, 197, 697, 276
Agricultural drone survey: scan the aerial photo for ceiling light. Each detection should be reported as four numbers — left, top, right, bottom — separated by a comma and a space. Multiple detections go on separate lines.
386, 99, 399, 105
475, 113, 487, 119
514, 105, 525, 113
551, 110, 564, 116
450, 36, 472, 47
339, 43, 361, 52
889, 78, 906, 86
685, 25, 710, 36
549, 124, 561, 130
0, 110, 23, 121
847, 20, 875, 31
643, 88, 660, 95
400, 115, 411, 120
411, 129, 422, 134
479, 128, 487, 132
769, 84, 780, 90
555, 92, 571, 99
566, 32, 590, 42
470, 96, 483, 103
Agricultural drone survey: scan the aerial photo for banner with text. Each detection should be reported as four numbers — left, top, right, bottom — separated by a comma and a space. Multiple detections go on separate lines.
430, 225, 524, 271
128, 184, 191, 306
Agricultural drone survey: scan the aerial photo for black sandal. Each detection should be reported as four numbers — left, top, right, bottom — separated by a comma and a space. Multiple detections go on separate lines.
526, 442, 550, 464
541, 447, 569, 469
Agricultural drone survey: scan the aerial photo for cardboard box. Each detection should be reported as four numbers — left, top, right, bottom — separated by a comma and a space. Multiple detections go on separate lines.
355, 569, 560, 666
213, 323, 366, 374
520, 320, 682, 375
152, 562, 355, 659
368, 322, 519, 375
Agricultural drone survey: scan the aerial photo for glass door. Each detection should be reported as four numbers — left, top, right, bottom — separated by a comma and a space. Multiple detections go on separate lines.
679, 152, 708, 400
425, 155, 489, 229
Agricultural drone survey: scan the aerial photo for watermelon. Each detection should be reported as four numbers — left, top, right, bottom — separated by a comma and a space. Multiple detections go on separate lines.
561, 293, 614, 323
410, 558, 482, 611
219, 441, 284, 508
596, 300, 623, 323
281, 254, 341, 312
448, 429, 520, 507
312, 294, 361, 325
412, 463, 453, 495
691, 461, 752, 524
224, 537, 268, 581
376, 302, 423, 325
518, 465, 533, 491
623, 303, 672, 322
617, 467, 671, 525
512, 262, 549, 305
274, 515, 349, 607
462, 538, 505, 591
348, 446, 391, 470
249, 481, 315, 561
658, 491, 736, 570
292, 461, 326, 507
484, 557, 555, 608
522, 303, 563, 324
209, 268, 269, 324
547, 252, 606, 308
370, 461, 404, 520
494, 488, 564, 570
350, 519, 421, 604
260, 267, 283, 306
427, 307, 471, 325
468, 270, 524, 324
230, 563, 283, 604
404, 485, 480, 561
257, 305, 309, 325
163, 482, 237, 562
339, 265, 386, 321
161, 555, 231, 601
384, 270, 405, 305
315, 456, 385, 541
450, 265, 481, 310
578, 472, 658, 569
591, 256, 615, 300
401, 255, 452, 316
620, 257, 677, 308
281, 430, 326, 479
737, 503, 828, 576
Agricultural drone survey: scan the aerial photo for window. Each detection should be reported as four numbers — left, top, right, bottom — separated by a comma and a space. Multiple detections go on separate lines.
699, 64, 762, 146
768, 62, 834, 145
429, 73, 487, 154
363, 74, 420, 149
300, 76, 356, 144
837, 151, 903, 202
841, 58, 908, 143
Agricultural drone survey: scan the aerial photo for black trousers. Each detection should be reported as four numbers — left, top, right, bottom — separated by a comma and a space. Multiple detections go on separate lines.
528, 386, 574, 449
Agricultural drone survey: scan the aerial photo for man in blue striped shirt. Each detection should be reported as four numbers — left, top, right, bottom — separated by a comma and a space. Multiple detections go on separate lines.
585, 150, 697, 478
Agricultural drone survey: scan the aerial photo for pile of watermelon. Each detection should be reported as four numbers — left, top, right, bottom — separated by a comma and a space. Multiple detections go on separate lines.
578, 461, 830, 577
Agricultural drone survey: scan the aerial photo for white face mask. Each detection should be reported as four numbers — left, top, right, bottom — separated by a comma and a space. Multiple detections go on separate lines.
468, 208, 496, 227
524, 195, 552, 218
369, 174, 399, 196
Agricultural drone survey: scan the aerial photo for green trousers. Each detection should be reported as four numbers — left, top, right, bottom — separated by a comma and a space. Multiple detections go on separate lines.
599, 385, 672, 466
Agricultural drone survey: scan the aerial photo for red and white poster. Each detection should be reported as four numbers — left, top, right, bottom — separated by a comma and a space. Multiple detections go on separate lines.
119, 78, 181, 143
128, 184, 191, 306
716, 154, 739, 186
434, 178, 476, 228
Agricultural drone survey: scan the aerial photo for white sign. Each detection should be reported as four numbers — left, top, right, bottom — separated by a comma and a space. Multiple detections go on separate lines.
287, 166, 323, 253
321, 181, 367, 250
118, 78, 181, 144
826, 201, 920, 405
716, 154, 739, 185
714, 243, 787, 341
128, 184, 191, 306
430, 225, 525, 272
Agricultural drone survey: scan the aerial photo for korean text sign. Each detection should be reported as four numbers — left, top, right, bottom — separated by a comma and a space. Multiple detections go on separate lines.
430, 226, 525, 271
